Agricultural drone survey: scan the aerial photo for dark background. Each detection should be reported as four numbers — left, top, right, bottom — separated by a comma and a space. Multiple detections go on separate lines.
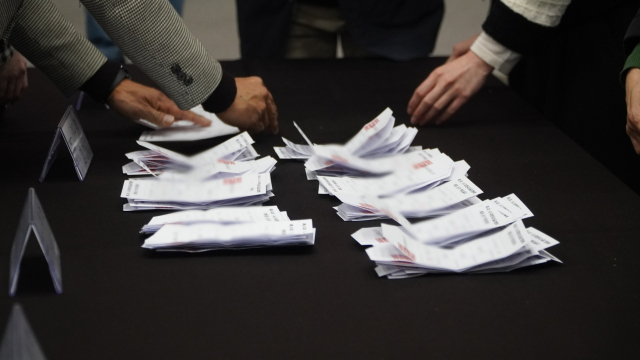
0, 59, 639, 359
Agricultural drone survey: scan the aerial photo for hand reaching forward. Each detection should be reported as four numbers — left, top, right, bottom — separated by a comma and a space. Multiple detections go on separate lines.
107, 79, 211, 128
0, 51, 28, 105
625, 68, 640, 154
217, 77, 278, 135
408, 50, 493, 125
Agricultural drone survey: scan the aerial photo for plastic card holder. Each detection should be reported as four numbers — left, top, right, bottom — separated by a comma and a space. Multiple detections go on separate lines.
9, 188, 62, 296
0, 304, 46, 360
40, 105, 93, 182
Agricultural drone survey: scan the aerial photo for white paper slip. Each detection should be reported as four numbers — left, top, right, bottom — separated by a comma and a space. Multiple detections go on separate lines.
379, 220, 529, 272
123, 192, 273, 211
141, 206, 289, 233
293, 121, 315, 146
503, 194, 534, 218
316, 152, 454, 197
360, 124, 408, 157
156, 157, 276, 182
351, 227, 389, 246
142, 220, 315, 251
138, 105, 240, 141
131, 132, 256, 174
336, 177, 482, 218
230, 144, 259, 162
344, 108, 395, 155
189, 132, 255, 165
406, 200, 520, 245
121, 173, 271, 203
274, 136, 314, 159
274, 147, 311, 160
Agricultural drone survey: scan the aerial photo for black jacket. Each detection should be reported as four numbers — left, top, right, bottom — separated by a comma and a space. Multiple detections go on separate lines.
236, 0, 444, 60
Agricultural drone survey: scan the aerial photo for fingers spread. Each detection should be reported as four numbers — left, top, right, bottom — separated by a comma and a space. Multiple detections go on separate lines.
408, 74, 437, 115
421, 88, 456, 124
411, 81, 449, 125
435, 95, 467, 125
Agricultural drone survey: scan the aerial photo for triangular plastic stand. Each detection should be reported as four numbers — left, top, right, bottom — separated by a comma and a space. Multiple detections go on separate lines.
0, 304, 46, 360
9, 188, 62, 296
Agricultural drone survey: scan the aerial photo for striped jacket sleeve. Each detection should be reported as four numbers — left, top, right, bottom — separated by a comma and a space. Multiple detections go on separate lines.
6, 0, 107, 96
82, 0, 233, 111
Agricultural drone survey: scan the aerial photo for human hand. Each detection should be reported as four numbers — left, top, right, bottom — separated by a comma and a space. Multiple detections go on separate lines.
0, 51, 28, 105
107, 79, 211, 128
217, 77, 278, 134
407, 50, 493, 125
625, 68, 640, 154
446, 33, 480, 64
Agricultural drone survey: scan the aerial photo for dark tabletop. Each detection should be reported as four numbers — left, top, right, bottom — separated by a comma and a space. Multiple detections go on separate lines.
0, 58, 639, 359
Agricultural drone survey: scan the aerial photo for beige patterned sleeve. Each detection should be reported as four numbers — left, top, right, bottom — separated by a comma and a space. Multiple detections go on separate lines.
81, 0, 224, 110
8, 0, 107, 96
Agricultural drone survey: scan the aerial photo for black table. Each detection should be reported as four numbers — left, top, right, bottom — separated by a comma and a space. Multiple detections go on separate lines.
1, 59, 639, 359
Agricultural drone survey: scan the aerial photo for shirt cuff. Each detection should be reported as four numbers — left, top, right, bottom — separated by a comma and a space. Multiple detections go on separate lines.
0, 40, 14, 65
201, 73, 237, 113
470, 31, 522, 76
622, 43, 640, 84
79, 60, 122, 103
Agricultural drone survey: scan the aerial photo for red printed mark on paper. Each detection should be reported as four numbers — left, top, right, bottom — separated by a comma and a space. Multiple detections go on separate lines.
412, 159, 433, 169
331, 154, 348, 163
218, 159, 235, 165
392, 254, 412, 262
375, 237, 388, 243
223, 177, 242, 185
364, 118, 380, 131
397, 243, 416, 261
380, 209, 398, 222
358, 202, 377, 210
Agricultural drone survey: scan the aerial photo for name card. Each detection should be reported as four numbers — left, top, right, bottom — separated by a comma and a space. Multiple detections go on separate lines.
0, 304, 46, 360
40, 105, 93, 182
9, 188, 62, 296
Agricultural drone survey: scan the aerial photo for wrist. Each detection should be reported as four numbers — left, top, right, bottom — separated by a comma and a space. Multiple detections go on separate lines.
467, 51, 494, 75
79, 60, 123, 103
626, 68, 640, 93
106, 78, 132, 106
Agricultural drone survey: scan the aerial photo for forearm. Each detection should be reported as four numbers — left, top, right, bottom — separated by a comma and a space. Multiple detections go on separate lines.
9, 0, 107, 97
81, 0, 236, 112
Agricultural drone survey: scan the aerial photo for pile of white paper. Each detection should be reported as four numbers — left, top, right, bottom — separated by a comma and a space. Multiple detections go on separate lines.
120, 173, 274, 211
142, 219, 315, 252
137, 105, 240, 142
140, 206, 290, 234
352, 194, 561, 278
333, 177, 483, 221
274, 108, 419, 163
123, 132, 259, 176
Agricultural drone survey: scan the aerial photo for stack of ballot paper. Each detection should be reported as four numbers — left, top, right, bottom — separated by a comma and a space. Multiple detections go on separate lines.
120, 173, 273, 211
352, 194, 562, 278
140, 206, 290, 234
142, 219, 315, 252
123, 132, 259, 176
136, 105, 240, 142
314, 149, 469, 196
274, 108, 419, 161
333, 177, 483, 221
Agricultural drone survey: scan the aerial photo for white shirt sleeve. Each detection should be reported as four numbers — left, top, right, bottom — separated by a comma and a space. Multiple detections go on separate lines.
502, 0, 571, 27
470, 31, 522, 75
